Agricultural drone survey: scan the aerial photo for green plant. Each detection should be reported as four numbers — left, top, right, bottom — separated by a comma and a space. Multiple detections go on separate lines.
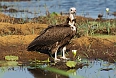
5, 55, 19, 61
77, 20, 116, 36
0, 56, 19, 66
66, 61, 77, 68
30, 58, 51, 66
47, 12, 59, 25
72, 50, 77, 57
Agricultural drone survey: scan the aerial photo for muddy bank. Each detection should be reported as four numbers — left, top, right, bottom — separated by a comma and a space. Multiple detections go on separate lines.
0, 13, 116, 62
0, 35, 116, 62
0, 22, 47, 35
68, 36, 116, 62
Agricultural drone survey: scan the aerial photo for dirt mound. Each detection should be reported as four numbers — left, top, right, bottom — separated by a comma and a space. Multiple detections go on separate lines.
0, 35, 116, 62
67, 36, 116, 62
0, 35, 49, 61
0, 23, 47, 35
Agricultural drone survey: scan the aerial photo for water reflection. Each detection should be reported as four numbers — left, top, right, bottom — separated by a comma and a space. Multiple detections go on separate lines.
0, 60, 116, 78
28, 68, 68, 78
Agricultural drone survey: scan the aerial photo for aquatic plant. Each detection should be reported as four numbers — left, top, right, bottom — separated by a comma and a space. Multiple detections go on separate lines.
30, 58, 51, 67
5, 55, 19, 61
0, 55, 19, 66
66, 61, 77, 68
72, 50, 77, 57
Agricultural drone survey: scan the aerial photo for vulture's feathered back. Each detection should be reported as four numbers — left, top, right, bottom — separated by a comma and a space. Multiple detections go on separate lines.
27, 7, 77, 61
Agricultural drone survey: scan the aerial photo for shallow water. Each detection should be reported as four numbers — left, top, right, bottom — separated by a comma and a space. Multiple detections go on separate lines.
0, 0, 116, 18
0, 66, 34, 78
0, 60, 116, 78
0, 66, 67, 78
77, 60, 116, 78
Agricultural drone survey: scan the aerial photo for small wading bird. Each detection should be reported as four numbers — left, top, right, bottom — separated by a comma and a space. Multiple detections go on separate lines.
27, 7, 77, 62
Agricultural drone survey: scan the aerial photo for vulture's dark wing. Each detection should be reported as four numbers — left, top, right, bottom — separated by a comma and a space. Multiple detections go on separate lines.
27, 26, 72, 50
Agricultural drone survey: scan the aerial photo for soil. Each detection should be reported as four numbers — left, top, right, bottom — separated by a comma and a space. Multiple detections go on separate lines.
0, 13, 116, 63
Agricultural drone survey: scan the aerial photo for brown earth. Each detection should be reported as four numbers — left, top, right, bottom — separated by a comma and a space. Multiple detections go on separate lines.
0, 34, 116, 62
0, 13, 116, 63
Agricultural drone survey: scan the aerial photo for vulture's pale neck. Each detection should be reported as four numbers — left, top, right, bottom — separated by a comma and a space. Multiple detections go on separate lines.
68, 13, 75, 26
69, 13, 75, 21
68, 13, 76, 31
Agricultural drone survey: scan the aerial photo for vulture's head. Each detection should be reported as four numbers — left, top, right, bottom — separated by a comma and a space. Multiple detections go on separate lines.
69, 7, 76, 15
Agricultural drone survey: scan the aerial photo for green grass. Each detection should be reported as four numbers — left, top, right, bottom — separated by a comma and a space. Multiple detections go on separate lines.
77, 20, 116, 36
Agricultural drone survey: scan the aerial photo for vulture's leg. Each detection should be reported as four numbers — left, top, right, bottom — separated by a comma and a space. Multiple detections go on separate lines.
52, 42, 60, 62
54, 49, 60, 61
60, 46, 69, 60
